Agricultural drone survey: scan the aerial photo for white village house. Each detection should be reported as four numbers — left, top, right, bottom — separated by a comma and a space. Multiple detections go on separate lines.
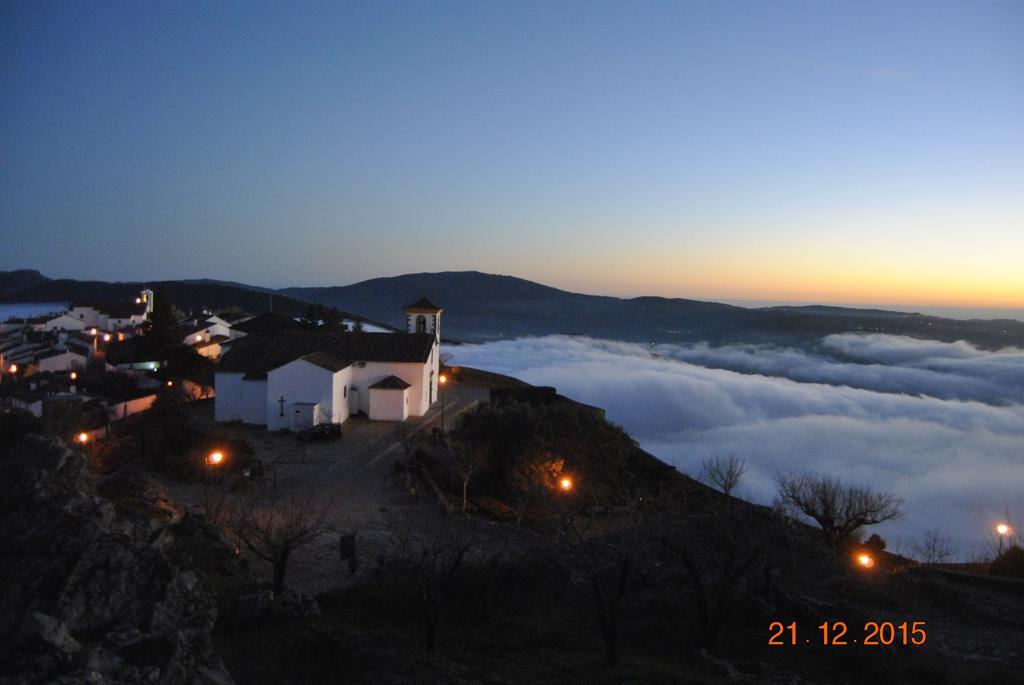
214, 298, 443, 429
66, 289, 154, 331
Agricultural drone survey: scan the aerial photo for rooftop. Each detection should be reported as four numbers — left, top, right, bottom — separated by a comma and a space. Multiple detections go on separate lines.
404, 296, 443, 313
221, 330, 435, 379
369, 375, 411, 390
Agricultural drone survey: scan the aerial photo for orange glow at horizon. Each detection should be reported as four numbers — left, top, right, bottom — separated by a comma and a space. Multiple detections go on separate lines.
537, 255, 1023, 310
518, 209, 1024, 310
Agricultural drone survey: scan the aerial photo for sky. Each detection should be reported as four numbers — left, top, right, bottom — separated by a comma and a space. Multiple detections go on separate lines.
2, 1, 1022, 308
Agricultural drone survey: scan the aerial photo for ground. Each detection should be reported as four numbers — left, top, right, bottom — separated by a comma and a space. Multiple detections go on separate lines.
161, 374, 491, 594
86, 369, 1024, 684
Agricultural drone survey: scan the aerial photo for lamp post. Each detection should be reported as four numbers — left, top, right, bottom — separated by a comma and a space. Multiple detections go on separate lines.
204, 451, 224, 514
996, 523, 1012, 557
438, 373, 448, 433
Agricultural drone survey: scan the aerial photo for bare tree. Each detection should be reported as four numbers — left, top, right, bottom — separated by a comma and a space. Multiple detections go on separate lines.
648, 491, 772, 650
775, 473, 903, 548
450, 443, 490, 512
551, 510, 640, 667
393, 422, 424, 462
911, 529, 954, 564
380, 515, 479, 653
231, 496, 329, 596
700, 455, 747, 498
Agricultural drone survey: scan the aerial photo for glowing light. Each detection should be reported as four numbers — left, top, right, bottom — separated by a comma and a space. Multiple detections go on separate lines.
77, 432, 89, 444
70, 371, 78, 380
996, 523, 1012, 537
559, 477, 573, 492
195, 334, 202, 341
856, 553, 875, 569
207, 451, 224, 465
439, 374, 447, 385
103, 334, 111, 342
8, 364, 17, 374
135, 297, 142, 304
166, 380, 173, 387
89, 328, 97, 336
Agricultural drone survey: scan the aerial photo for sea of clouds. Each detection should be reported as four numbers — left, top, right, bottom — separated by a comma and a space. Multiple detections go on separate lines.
450, 334, 1024, 558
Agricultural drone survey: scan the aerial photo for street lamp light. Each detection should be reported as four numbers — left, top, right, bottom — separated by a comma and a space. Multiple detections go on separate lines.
438, 374, 448, 433
856, 553, 875, 569
996, 523, 1013, 556
77, 432, 89, 444
204, 451, 225, 514
559, 476, 574, 492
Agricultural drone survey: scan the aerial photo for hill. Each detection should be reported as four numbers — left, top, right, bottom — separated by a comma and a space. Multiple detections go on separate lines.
284, 271, 1024, 349
5, 269, 1022, 349
0, 269, 49, 296
0, 272, 311, 317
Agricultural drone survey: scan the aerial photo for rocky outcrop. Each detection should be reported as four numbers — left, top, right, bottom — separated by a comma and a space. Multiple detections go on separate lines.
0, 437, 234, 685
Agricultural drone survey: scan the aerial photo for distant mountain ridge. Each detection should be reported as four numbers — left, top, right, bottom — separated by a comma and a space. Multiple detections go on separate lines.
0, 269, 49, 296
3, 269, 1022, 349
0, 271, 310, 318
283, 271, 1024, 349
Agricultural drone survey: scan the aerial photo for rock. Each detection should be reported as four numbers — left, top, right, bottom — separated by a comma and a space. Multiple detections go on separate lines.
689, 648, 740, 678
0, 437, 235, 685
272, 589, 320, 617
30, 612, 80, 654
96, 466, 185, 526
232, 590, 274, 621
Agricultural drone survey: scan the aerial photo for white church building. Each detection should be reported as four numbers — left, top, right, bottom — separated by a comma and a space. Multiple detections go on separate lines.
215, 298, 442, 429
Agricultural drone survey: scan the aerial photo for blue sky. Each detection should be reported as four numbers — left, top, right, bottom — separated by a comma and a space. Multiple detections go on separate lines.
2, 1, 1021, 306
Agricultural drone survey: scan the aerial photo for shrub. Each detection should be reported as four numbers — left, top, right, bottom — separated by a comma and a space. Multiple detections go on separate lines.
990, 545, 1024, 579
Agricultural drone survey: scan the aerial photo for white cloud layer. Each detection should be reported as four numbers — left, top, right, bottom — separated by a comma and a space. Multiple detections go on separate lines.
450, 335, 1024, 557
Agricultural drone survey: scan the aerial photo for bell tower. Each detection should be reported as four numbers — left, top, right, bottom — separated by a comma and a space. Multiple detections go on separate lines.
403, 297, 442, 342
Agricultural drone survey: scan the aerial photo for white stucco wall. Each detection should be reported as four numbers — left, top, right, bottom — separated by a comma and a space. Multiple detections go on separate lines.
215, 332, 440, 429
405, 312, 440, 340
38, 351, 87, 373
368, 387, 409, 421
67, 306, 104, 328
267, 359, 345, 431
350, 360, 429, 417
214, 373, 243, 421
332, 366, 353, 424
107, 395, 157, 421
45, 315, 86, 332
240, 379, 267, 424
184, 323, 231, 345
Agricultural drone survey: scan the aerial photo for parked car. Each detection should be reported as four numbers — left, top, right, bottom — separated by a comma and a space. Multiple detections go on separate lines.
296, 423, 342, 442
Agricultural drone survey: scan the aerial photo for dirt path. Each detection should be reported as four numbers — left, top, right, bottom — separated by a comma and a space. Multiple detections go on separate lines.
168, 378, 491, 595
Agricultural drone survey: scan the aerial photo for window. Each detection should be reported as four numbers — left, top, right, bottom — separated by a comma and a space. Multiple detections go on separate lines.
416, 315, 426, 333
343, 386, 347, 398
